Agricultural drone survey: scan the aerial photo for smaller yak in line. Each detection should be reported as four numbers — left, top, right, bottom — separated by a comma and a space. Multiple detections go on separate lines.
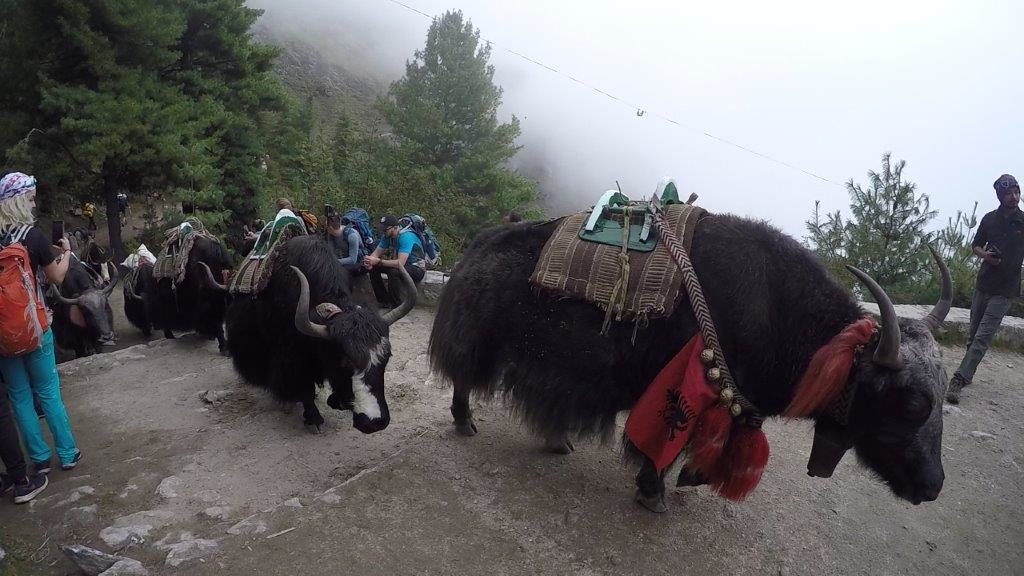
429, 214, 953, 511
47, 255, 118, 359
124, 236, 232, 354
210, 235, 416, 433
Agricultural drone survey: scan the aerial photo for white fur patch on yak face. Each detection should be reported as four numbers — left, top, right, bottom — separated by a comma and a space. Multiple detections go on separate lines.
352, 338, 390, 420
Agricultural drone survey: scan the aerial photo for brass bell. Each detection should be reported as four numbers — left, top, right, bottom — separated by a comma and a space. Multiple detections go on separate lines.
730, 403, 743, 417
706, 367, 721, 382
720, 388, 734, 404
700, 349, 716, 364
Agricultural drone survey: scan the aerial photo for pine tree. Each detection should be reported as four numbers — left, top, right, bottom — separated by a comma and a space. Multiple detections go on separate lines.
806, 153, 937, 301
376, 10, 537, 240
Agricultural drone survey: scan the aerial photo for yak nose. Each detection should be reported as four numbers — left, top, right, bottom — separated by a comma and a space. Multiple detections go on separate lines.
99, 332, 116, 345
353, 412, 389, 434
912, 470, 944, 504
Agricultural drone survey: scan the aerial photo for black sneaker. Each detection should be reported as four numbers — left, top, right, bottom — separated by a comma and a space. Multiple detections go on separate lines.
13, 473, 48, 504
0, 474, 15, 495
61, 451, 83, 471
32, 460, 51, 475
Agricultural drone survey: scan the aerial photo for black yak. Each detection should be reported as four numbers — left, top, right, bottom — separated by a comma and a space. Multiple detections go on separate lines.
123, 261, 155, 337
47, 257, 118, 358
428, 214, 952, 511
219, 235, 416, 433
148, 236, 232, 354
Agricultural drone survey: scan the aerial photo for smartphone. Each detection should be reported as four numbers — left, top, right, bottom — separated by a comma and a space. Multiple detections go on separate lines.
52, 220, 65, 245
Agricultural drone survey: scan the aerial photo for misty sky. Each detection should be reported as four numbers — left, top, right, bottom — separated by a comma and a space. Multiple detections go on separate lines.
249, 0, 1022, 239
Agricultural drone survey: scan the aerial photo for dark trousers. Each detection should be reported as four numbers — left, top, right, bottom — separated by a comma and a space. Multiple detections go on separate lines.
0, 377, 27, 480
370, 263, 424, 307
955, 290, 1013, 383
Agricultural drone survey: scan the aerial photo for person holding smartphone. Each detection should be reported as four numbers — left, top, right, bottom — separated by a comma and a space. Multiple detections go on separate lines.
947, 174, 1024, 403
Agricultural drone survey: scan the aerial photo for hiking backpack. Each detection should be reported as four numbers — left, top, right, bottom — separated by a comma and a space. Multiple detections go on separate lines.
0, 226, 49, 356
399, 213, 441, 266
342, 208, 377, 255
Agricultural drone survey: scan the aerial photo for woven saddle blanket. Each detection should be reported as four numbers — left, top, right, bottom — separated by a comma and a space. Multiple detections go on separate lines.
530, 203, 703, 322
229, 210, 307, 295
153, 219, 218, 284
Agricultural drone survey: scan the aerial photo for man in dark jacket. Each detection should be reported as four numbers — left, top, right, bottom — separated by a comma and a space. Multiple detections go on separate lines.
947, 174, 1024, 403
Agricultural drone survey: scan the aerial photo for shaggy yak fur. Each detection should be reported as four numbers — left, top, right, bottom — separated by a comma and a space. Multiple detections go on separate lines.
47, 257, 117, 359
225, 235, 412, 434
147, 236, 232, 354
429, 214, 949, 511
123, 262, 155, 337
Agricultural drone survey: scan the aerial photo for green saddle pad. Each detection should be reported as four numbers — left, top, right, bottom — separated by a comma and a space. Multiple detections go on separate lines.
249, 213, 306, 259
578, 182, 682, 252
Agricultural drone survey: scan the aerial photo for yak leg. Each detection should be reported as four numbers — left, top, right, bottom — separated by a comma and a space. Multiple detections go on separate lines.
302, 393, 325, 433
543, 430, 575, 455
634, 457, 668, 513
215, 326, 228, 357
450, 378, 478, 437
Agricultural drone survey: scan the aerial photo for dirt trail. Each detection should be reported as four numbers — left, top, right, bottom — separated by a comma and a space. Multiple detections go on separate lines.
0, 306, 1021, 575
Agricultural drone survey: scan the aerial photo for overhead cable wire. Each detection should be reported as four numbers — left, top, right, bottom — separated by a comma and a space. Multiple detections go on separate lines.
381, 0, 843, 187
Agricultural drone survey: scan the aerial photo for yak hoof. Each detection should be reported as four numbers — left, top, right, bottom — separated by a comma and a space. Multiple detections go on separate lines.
544, 436, 574, 455
634, 489, 668, 514
218, 346, 230, 357
312, 424, 323, 435
454, 418, 478, 437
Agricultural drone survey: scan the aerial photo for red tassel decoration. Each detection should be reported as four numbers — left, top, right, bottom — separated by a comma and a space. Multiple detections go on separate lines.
709, 426, 770, 501
687, 404, 732, 476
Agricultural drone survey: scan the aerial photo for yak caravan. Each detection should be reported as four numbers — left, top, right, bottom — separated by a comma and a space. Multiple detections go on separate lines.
0, 0, 1020, 574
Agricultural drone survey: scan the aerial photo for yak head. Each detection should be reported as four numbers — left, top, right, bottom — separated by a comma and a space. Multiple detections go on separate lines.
809, 246, 951, 505
49, 260, 119, 346
289, 265, 416, 434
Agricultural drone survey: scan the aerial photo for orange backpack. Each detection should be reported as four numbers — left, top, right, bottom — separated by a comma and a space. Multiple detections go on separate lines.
0, 226, 49, 356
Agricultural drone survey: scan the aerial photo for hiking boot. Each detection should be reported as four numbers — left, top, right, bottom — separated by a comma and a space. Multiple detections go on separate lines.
0, 474, 15, 495
13, 473, 48, 504
31, 460, 51, 475
946, 373, 967, 405
61, 451, 83, 471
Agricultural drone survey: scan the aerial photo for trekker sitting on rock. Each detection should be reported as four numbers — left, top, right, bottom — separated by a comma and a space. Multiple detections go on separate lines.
364, 214, 425, 308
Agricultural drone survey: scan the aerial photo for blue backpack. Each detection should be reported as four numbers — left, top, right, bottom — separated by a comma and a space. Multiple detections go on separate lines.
399, 213, 441, 266
342, 208, 376, 255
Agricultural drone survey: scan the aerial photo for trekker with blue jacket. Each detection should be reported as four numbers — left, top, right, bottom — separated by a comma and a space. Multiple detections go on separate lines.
364, 214, 425, 307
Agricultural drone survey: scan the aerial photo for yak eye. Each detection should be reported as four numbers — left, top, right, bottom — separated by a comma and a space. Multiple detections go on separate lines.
901, 388, 932, 426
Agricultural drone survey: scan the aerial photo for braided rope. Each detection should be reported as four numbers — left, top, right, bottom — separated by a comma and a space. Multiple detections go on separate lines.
648, 198, 762, 425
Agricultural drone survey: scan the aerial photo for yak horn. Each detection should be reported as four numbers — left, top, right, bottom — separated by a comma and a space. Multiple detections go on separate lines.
291, 266, 330, 340
923, 245, 952, 332
380, 264, 418, 326
846, 265, 903, 370
101, 262, 119, 297
198, 262, 228, 293
47, 284, 82, 306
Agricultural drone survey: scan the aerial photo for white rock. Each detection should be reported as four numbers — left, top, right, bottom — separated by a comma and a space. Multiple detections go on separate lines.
281, 498, 302, 508
195, 490, 220, 503
226, 517, 268, 536
156, 476, 181, 498
203, 506, 232, 521
68, 504, 99, 523
60, 544, 122, 576
318, 493, 342, 504
163, 538, 218, 567
100, 510, 175, 548
942, 405, 963, 416
969, 431, 997, 440
100, 558, 149, 576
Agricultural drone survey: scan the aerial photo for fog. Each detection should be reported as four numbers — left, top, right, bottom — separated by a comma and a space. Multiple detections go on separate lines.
248, 0, 1022, 238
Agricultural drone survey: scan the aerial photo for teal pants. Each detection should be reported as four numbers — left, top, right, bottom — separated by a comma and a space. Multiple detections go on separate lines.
0, 329, 78, 466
